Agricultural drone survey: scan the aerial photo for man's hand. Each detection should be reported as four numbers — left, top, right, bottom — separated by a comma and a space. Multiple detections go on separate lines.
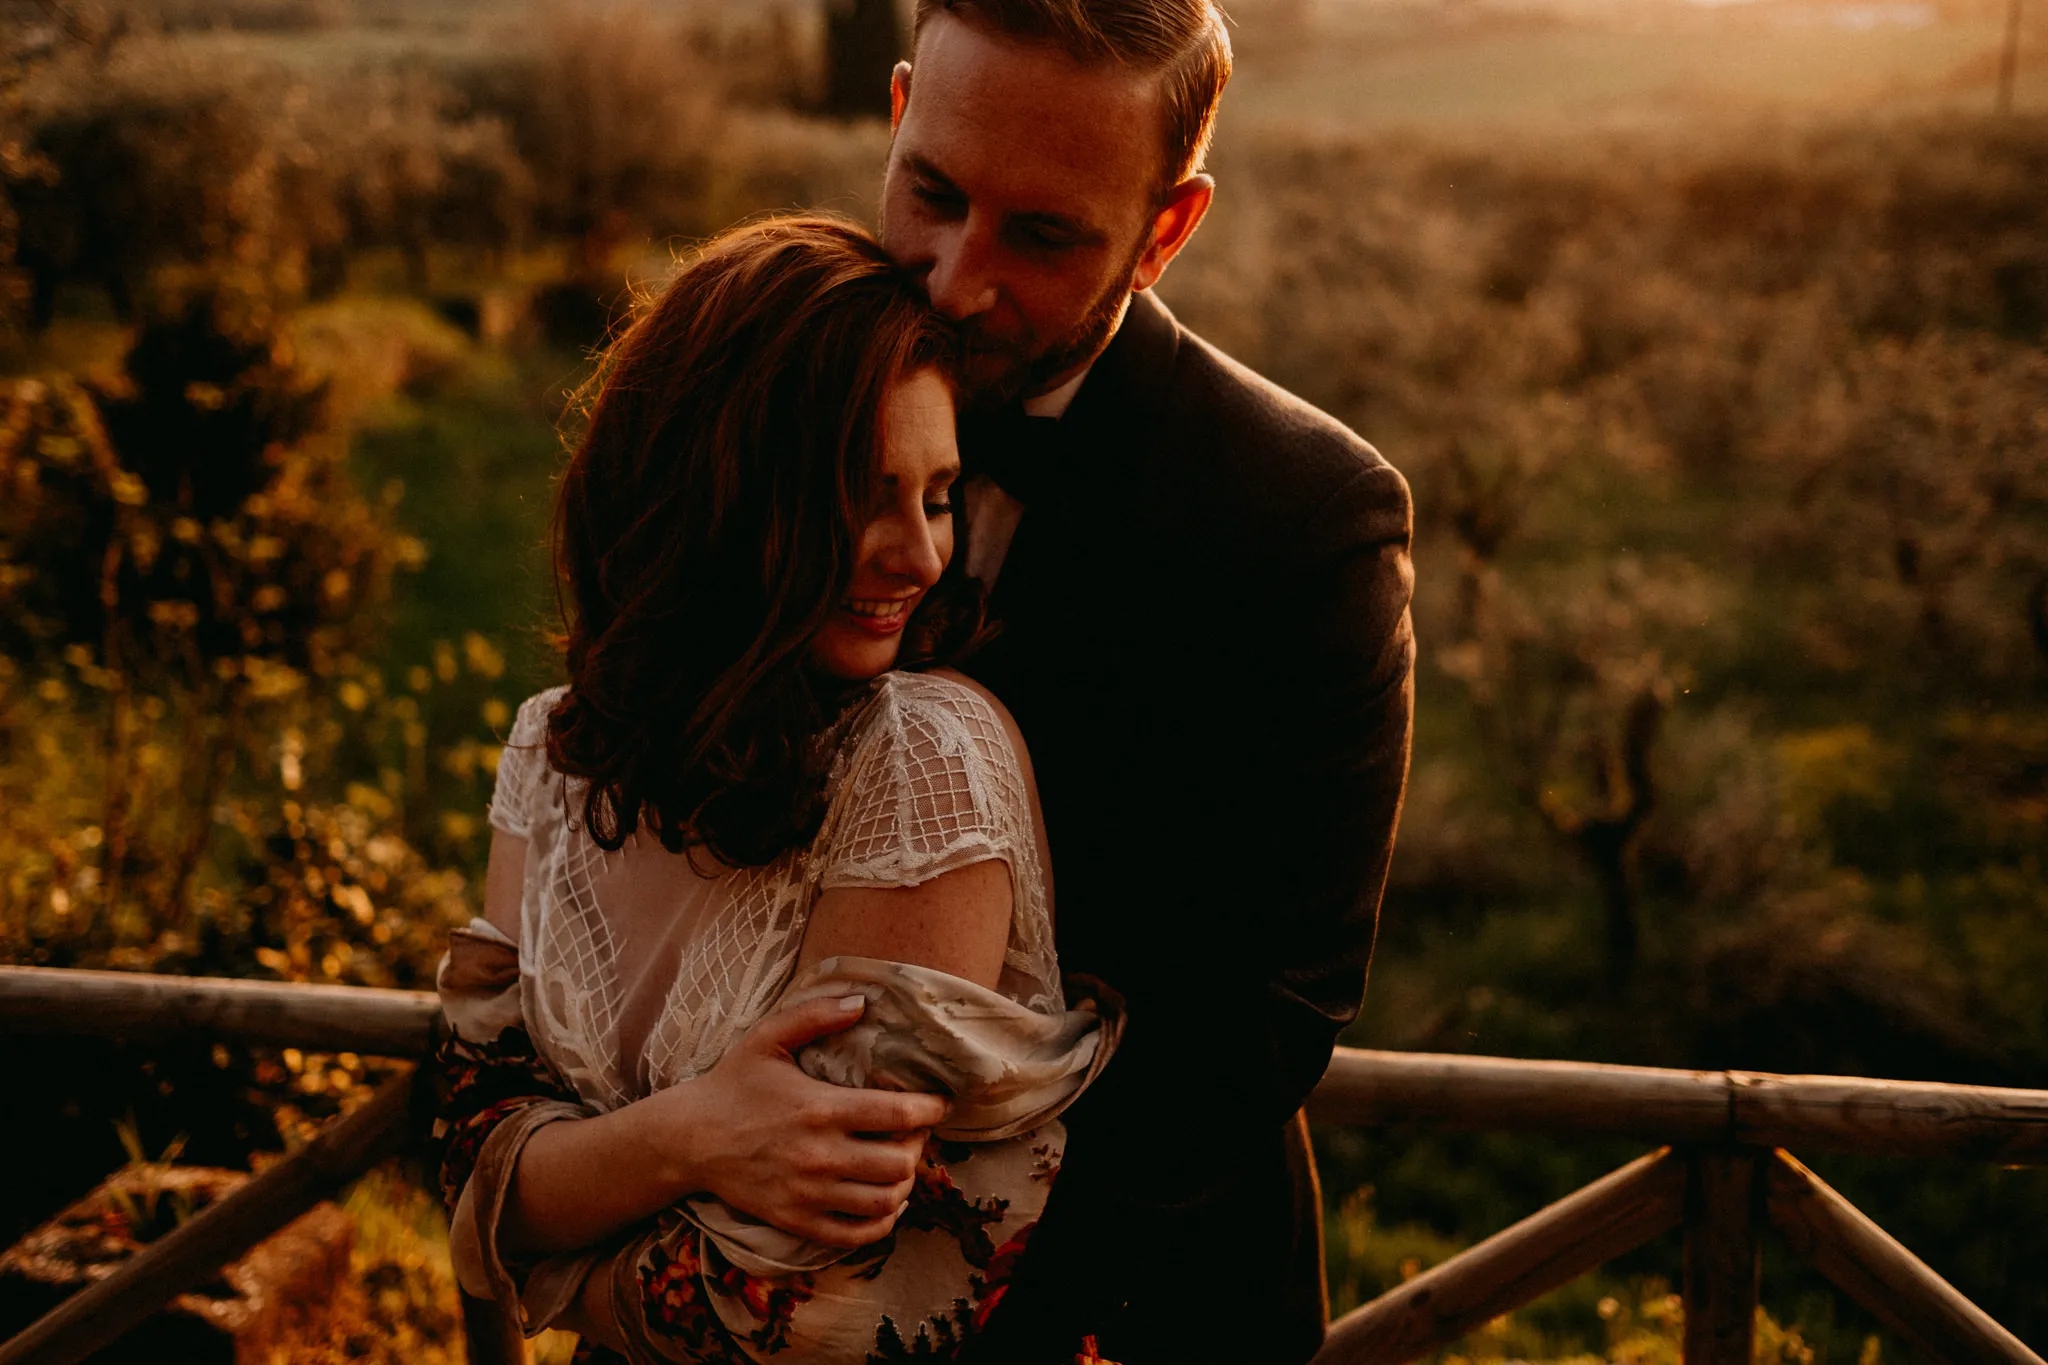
647, 994, 949, 1247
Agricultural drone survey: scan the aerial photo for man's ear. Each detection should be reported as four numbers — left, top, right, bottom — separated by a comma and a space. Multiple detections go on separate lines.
890, 61, 913, 132
1131, 174, 1215, 293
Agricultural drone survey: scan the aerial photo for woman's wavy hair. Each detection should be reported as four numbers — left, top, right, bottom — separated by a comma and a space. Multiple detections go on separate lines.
545, 215, 976, 867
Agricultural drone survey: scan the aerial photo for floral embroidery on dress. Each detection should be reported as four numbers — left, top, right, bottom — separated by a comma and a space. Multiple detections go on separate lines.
639, 1227, 818, 1357
969, 1219, 1038, 1335
431, 1023, 580, 1211
862, 1216, 1041, 1362
867, 1304, 974, 1362
898, 1136, 1008, 1269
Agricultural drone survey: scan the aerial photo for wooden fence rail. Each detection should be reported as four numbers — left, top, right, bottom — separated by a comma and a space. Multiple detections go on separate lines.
1, 967, 2042, 1365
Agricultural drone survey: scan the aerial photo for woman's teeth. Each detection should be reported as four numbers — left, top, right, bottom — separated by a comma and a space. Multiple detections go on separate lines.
845, 598, 910, 619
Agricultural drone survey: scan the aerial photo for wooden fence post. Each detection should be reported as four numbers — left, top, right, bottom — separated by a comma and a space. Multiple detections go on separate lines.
1682, 1151, 1761, 1365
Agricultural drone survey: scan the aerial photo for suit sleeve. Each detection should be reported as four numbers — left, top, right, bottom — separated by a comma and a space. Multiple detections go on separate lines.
1072, 455, 1416, 1197
1252, 457, 1415, 1117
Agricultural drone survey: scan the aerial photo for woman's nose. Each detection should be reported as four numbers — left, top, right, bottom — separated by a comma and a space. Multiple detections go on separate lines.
925, 225, 998, 321
878, 510, 947, 588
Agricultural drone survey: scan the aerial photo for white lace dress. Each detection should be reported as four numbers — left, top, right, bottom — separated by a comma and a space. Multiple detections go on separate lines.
434, 672, 1120, 1364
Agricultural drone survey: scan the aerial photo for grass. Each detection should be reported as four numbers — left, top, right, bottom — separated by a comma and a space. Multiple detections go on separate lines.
347, 363, 572, 702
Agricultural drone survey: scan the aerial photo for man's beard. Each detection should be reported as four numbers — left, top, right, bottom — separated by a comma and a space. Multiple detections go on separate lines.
955, 241, 1144, 414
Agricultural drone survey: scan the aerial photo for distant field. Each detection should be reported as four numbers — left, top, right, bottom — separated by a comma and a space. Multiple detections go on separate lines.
1227, 2, 2042, 132
79, 0, 2048, 134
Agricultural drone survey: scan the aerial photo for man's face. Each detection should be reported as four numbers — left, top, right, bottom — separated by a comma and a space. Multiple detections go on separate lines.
881, 15, 1168, 409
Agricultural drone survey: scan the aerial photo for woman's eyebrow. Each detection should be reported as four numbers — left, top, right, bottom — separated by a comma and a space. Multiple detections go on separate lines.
879, 462, 965, 486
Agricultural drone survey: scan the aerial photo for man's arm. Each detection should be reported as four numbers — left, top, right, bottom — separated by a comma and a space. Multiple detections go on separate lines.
1079, 455, 1415, 1187
1244, 456, 1416, 1118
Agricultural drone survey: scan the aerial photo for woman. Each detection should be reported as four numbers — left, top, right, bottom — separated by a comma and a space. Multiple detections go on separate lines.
433, 217, 1119, 1362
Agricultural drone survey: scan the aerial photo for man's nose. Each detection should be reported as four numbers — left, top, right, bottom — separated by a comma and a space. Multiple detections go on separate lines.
924, 224, 998, 321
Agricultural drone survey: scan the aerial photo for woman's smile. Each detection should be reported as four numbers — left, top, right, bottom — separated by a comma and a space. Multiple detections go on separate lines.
838, 594, 919, 634
809, 367, 959, 680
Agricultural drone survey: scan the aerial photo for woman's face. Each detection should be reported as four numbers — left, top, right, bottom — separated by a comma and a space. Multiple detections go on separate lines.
809, 367, 960, 681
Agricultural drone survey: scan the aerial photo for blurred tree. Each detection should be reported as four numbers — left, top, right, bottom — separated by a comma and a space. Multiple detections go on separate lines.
1441, 560, 1708, 988
1753, 334, 2048, 684
822, 0, 902, 119
10, 45, 532, 324
0, 290, 420, 944
482, 1, 720, 280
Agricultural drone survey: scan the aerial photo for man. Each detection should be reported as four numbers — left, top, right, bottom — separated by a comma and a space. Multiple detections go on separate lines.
880, 4, 1414, 1360
436, 4, 1410, 1359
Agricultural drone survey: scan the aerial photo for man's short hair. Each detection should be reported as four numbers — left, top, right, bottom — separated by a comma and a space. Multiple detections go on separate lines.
912, 0, 1233, 189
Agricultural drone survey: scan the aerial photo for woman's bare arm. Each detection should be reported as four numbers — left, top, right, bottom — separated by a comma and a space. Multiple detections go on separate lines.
796, 859, 1013, 989
789, 668, 1032, 989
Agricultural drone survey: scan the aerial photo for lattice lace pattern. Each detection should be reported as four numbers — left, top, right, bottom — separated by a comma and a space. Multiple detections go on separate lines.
487, 674, 1060, 1114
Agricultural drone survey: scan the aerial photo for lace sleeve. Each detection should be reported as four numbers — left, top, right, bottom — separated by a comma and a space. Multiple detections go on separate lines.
487, 687, 566, 840
814, 673, 1034, 893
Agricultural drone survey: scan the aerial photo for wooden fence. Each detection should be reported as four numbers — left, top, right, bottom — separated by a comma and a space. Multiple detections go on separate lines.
0, 966, 2042, 1365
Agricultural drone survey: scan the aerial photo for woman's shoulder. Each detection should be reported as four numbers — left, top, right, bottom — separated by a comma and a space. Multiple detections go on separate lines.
874, 668, 1010, 725
489, 686, 569, 840
506, 685, 570, 750
827, 671, 1031, 819
816, 670, 1036, 885
855, 670, 1027, 771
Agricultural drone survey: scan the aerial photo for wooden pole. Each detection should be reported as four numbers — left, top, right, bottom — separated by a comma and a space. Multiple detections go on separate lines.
7, 971, 2048, 1158
1313, 1148, 1685, 1365
1681, 1152, 1761, 1365
0, 1068, 426, 1365
1310, 1050, 1730, 1142
1308, 1049, 2048, 1164
0, 966, 441, 1058
1764, 1150, 2045, 1365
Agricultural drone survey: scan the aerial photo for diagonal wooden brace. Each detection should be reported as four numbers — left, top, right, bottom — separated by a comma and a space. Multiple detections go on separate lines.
0, 1068, 427, 1365
1314, 1147, 1686, 1365
1764, 1150, 2044, 1365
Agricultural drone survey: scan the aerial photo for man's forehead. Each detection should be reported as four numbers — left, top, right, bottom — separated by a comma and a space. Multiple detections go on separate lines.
900, 15, 1163, 216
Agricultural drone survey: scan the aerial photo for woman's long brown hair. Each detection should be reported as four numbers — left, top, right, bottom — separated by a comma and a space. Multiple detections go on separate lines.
545, 215, 971, 867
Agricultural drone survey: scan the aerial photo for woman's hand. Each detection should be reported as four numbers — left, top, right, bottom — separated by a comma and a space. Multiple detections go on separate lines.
654, 993, 949, 1247
501, 994, 948, 1256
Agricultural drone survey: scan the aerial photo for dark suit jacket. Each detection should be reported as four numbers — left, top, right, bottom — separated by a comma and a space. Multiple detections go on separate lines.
958, 291, 1415, 1364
